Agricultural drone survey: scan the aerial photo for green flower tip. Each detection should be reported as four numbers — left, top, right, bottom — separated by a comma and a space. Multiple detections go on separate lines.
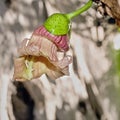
44, 13, 71, 35
44, 0, 93, 35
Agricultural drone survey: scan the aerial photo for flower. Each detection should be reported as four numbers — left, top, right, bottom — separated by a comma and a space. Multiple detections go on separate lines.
13, 26, 72, 81
13, 0, 93, 81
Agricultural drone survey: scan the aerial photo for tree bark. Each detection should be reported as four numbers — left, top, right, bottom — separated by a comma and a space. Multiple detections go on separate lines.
97, 0, 120, 26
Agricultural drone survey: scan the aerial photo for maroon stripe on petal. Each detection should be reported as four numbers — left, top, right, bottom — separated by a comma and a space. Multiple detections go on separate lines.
59, 39, 66, 49
33, 26, 69, 51
34, 26, 43, 35
44, 30, 50, 37
41, 27, 47, 35
56, 36, 69, 51
55, 36, 62, 43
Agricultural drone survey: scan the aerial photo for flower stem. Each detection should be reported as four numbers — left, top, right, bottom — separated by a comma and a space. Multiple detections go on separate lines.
66, 0, 93, 20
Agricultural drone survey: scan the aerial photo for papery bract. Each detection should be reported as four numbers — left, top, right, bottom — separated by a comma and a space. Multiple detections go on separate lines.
13, 33, 72, 81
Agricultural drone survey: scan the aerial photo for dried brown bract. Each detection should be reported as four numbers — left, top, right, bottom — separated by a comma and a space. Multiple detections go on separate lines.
13, 26, 72, 81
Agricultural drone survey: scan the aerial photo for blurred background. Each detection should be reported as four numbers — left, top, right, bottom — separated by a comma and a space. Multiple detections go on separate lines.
0, 0, 120, 120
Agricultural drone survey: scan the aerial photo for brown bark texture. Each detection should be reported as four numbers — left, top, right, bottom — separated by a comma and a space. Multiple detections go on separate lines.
97, 0, 120, 26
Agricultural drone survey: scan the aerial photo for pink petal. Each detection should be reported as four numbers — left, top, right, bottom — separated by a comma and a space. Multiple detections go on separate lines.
18, 35, 58, 61
34, 26, 69, 51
